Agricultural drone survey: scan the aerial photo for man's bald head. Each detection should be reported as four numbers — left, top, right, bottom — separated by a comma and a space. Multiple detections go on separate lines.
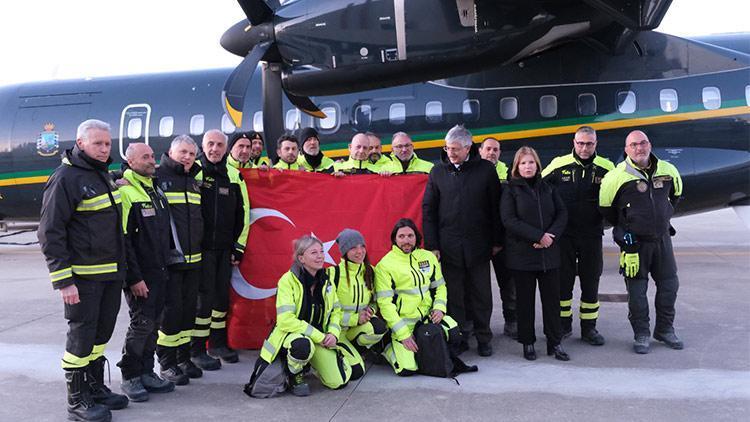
350, 133, 370, 161
625, 130, 652, 168
125, 143, 156, 177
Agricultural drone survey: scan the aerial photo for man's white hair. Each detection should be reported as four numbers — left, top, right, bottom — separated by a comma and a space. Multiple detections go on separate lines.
170, 134, 198, 152
445, 125, 473, 147
76, 119, 111, 141
203, 129, 228, 144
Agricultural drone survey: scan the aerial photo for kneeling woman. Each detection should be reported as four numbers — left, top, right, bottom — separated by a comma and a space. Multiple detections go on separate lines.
375, 219, 474, 376
501, 146, 569, 362
330, 229, 389, 380
252, 235, 351, 396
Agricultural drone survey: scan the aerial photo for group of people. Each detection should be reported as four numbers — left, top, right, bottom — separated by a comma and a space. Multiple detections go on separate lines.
37, 118, 683, 420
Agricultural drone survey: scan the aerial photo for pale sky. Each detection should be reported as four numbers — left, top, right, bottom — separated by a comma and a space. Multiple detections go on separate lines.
0, 0, 746, 86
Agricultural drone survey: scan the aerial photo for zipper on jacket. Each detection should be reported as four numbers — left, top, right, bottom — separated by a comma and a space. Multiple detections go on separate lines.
184, 173, 192, 261
534, 186, 547, 272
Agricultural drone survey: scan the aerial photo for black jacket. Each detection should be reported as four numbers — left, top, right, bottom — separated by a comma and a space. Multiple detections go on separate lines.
156, 154, 203, 270
120, 168, 172, 285
197, 155, 247, 253
501, 176, 568, 272
422, 145, 502, 268
542, 151, 614, 238
38, 146, 126, 289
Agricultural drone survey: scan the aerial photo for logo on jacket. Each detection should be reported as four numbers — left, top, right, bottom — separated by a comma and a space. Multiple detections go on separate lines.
418, 260, 431, 273
36, 123, 59, 157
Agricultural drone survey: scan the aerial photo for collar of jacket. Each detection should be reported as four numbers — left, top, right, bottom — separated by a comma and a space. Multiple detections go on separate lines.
346, 157, 370, 168
159, 153, 200, 177
63, 145, 111, 172
388, 244, 417, 261
290, 262, 328, 285
623, 153, 659, 173
509, 174, 543, 189
302, 151, 325, 168
571, 149, 597, 166
199, 155, 229, 176
123, 168, 154, 188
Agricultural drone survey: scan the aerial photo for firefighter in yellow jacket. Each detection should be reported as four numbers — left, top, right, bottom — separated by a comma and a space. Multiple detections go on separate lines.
375, 219, 476, 376
257, 235, 351, 396
328, 229, 388, 380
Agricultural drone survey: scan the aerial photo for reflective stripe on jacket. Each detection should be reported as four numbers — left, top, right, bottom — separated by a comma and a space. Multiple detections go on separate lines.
328, 260, 378, 328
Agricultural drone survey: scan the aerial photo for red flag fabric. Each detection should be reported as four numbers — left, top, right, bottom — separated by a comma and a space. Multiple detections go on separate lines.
228, 169, 428, 349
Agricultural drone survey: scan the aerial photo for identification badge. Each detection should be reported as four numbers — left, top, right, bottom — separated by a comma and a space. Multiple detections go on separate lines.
653, 180, 664, 189
636, 181, 648, 193
561, 176, 572, 182
219, 187, 230, 196
141, 207, 156, 217
418, 260, 430, 274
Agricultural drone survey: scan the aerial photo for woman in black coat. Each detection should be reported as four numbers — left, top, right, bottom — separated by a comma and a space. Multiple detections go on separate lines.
501, 146, 570, 361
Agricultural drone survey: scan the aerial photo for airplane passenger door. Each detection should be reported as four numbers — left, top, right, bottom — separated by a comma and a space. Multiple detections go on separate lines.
119, 104, 151, 160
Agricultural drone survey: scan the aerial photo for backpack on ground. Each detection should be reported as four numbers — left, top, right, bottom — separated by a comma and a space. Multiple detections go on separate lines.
414, 321, 454, 378
243, 356, 287, 398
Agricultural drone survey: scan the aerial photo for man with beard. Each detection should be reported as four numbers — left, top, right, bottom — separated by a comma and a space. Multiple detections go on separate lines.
296, 127, 334, 172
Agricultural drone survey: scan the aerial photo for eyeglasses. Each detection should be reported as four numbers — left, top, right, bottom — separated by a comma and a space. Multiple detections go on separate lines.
392, 144, 413, 150
627, 140, 650, 149
574, 141, 596, 147
443, 146, 468, 153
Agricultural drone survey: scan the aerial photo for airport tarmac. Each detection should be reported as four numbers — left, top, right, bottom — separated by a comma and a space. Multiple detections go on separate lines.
0, 208, 748, 421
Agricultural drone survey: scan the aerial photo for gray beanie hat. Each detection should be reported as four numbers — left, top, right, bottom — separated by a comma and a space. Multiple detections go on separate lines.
336, 228, 366, 257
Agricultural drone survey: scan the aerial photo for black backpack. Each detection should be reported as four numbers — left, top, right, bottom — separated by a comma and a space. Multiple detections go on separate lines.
414, 321, 454, 378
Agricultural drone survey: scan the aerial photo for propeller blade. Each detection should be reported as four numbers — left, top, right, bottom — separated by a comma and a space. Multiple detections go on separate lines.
237, 0, 275, 26
283, 91, 326, 119
262, 62, 284, 163
222, 41, 272, 128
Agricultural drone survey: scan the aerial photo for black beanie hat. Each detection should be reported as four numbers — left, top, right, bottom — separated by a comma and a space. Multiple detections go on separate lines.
229, 131, 263, 151
298, 127, 320, 147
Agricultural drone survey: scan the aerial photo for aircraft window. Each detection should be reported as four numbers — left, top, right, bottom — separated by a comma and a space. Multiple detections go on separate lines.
221, 114, 237, 134
285, 109, 301, 130
702, 87, 721, 110
746, 86, 750, 106
617, 91, 637, 114
390, 103, 406, 125
354, 105, 372, 130
253, 111, 264, 132
316, 106, 338, 131
127, 118, 142, 140
159, 116, 174, 137
578, 93, 597, 116
425, 101, 443, 123
539, 95, 557, 118
190, 114, 205, 135
500, 97, 518, 120
660, 89, 678, 112
462, 99, 480, 122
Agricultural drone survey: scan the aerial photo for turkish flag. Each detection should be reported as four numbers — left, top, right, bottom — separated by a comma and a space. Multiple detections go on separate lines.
228, 169, 428, 349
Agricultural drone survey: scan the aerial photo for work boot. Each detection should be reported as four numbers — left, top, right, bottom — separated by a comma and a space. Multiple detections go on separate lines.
65, 369, 111, 422
160, 366, 189, 386
208, 346, 239, 363
191, 352, 221, 371
633, 336, 651, 354
654, 331, 684, 350
178, 359, 203, 379
288, 372, 310, 397
87, 357, 129, 410
503, 321, 518, 339
477, 342, 493, 357
140, 372, 175, 393
582, 328, 606, 346
120, 378, 149, 402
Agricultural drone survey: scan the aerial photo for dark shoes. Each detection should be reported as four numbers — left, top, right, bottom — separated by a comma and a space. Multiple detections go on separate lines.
477, 342, 493, 357
140, 372, 175, 393
208, 346, 239, 364
582, 328, 606, 346
633, 336, 651, 354
178, 360, 203, 379
503, 321, 518, 340
191, 352, 221, 371
288, 372, 310, 397
120, 378, 148, 403
547, 344, 570, 361
87, 358, 129, 411
160, 366, 189, 386
523, 344, 536, 361
65, 369, 111, 422
654, 332, 684, 350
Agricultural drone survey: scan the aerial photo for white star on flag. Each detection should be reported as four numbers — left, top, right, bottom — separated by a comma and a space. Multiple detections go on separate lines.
311, 232, 337, 265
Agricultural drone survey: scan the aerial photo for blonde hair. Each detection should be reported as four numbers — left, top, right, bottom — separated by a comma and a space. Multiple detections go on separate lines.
292, 235, 323, 264
510, 146, 542, 178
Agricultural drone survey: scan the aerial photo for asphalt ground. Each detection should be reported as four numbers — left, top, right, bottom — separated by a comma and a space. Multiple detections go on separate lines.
0, 208, 748, 421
